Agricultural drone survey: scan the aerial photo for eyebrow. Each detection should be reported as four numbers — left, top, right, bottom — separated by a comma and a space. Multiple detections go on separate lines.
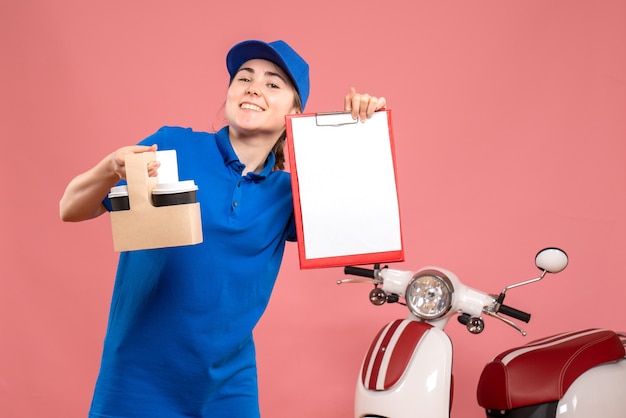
237, 67, 289, 84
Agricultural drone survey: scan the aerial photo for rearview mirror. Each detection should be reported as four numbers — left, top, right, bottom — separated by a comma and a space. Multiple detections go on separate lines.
535, 247, 568, 274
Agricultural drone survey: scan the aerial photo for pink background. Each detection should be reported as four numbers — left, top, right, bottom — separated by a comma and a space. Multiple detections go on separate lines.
2, 1, 625, 417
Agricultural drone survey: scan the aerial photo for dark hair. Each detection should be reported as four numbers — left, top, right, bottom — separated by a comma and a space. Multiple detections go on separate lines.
271, 93, 302, 170
271, 131, 288, 170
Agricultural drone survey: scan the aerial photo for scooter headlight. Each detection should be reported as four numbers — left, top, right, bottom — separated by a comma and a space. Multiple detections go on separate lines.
405, 270, 454, 320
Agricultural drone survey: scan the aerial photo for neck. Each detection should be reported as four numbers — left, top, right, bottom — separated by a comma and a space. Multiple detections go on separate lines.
229, 130, 277, 175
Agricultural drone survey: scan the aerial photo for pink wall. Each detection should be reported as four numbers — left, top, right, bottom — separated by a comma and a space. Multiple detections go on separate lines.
2, 1, 625, 417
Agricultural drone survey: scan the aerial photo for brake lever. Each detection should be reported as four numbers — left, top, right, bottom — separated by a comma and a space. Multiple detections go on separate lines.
483, 310, 527, 336
336, 278, 381, 285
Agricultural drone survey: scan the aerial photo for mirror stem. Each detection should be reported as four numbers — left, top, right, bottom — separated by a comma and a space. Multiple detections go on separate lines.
500, 270, 547, 296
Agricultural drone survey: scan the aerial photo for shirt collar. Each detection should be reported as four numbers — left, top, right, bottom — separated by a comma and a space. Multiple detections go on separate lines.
215, 126, 275, 180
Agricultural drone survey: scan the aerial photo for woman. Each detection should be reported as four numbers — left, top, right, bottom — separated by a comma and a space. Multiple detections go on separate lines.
60, 39, 386, 418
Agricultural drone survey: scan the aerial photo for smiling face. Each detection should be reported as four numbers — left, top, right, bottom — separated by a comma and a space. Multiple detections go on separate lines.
225, 59, 300, 140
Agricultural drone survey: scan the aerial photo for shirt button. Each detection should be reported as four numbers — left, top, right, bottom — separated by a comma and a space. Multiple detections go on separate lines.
233, 201, 239, 207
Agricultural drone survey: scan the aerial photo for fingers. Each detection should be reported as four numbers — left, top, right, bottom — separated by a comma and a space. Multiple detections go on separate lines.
344, 87, 387, 122
135, 144, 160, 177
112, 144, 160, 180
146, 159, 161, 178
344, 86, 357, 113
374, 96, 387, 112
135, 144, 158, 153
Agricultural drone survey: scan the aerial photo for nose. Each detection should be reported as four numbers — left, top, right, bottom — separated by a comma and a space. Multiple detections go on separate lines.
245, 83, 260, 96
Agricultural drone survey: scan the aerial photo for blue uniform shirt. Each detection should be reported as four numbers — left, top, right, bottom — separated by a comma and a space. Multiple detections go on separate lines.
91, 126, 296, 418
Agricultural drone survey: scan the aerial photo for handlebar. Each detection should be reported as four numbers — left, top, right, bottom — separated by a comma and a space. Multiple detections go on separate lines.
498, 304, 531, 323
344, 266, 375, 279
343, 264, 533, 334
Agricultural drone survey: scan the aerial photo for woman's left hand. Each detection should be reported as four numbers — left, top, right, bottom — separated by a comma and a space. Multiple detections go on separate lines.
344, 87, 387, 122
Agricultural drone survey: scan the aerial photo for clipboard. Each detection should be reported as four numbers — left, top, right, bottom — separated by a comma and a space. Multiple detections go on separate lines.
285, 109, 404, 269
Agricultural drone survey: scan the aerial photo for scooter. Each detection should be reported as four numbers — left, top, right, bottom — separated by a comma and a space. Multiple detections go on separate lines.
337, 248, 626, 418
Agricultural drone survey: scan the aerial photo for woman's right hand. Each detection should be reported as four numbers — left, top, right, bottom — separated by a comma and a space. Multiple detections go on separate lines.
111, 144, 160, 180
60, 144, 160, 222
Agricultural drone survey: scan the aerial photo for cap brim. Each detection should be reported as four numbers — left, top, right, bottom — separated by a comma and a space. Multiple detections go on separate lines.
227, 41, 287, 78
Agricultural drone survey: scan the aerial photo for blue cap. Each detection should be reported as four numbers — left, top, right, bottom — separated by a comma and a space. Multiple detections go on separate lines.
226, 40, 310, 110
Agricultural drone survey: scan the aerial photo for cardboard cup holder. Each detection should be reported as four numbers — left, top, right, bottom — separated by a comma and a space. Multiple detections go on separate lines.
108, 152, 203, 251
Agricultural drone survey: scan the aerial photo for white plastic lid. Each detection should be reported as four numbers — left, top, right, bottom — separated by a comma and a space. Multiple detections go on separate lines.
108, 185, 128, 198
152, 180, 198, 195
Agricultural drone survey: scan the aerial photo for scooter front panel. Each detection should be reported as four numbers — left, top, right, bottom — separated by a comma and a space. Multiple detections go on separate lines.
356, 321, 453, 418
361, 319, 433, 390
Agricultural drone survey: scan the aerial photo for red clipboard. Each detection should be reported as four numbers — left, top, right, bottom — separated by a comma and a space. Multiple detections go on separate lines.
285, 109, 404, 269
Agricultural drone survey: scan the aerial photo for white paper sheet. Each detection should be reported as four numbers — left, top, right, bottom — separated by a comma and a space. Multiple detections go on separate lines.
156, 150, 179, 184
289, 111, 402, 260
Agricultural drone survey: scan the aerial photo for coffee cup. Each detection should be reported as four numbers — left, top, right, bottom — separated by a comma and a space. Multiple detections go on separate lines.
108, 185, 130, 211
151, 180, 198, 207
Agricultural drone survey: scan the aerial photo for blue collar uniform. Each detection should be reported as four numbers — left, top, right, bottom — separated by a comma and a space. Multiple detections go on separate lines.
90, 126, 296, 418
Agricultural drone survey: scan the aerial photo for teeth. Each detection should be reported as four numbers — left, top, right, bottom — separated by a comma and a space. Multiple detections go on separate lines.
241, 103, 263, 112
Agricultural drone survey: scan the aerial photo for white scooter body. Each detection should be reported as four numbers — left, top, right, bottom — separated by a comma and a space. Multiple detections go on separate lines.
354, 266, 491, 418
557, 359, 626, 417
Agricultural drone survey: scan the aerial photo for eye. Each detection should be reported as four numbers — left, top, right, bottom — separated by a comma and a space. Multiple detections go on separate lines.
267, 82, 280, 89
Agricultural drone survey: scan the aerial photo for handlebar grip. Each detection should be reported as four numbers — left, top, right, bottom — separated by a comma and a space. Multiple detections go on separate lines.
498, 304, 531, 323
344, 266, 375, 279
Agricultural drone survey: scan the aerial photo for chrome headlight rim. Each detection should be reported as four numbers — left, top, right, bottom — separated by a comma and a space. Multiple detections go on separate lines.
405, 269, 454, 320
